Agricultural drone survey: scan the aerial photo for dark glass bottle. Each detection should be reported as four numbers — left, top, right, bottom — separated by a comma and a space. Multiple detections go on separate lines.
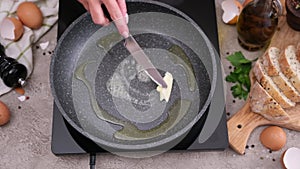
286, 0, 300, 31
237, 0, 282, 51
0, 44, 27, 88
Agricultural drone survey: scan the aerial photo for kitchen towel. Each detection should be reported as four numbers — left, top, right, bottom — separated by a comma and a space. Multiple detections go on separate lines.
0, 0, 58, 96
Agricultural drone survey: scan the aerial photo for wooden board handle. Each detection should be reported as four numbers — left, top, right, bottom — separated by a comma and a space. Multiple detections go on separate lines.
227, 101, 270, 154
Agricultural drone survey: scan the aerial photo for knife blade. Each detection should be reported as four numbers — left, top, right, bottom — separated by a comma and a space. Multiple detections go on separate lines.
125, 35, 168, 88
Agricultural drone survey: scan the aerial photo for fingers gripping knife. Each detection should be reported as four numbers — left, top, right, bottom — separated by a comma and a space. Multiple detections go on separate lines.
0, 44, 27, 88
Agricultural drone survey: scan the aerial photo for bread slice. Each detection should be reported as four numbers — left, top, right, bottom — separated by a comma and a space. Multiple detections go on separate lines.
249, 81, 290, 121
262, 47, 300, 102
279, 45, 300, 93
262, 47, 281, 76
253, 59, 295, 108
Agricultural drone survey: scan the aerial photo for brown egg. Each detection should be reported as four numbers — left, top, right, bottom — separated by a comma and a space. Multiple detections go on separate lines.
260, 126, 286, 151
0, 17, 24, 41
0, 100, 10, 126
16, 2, 43, 29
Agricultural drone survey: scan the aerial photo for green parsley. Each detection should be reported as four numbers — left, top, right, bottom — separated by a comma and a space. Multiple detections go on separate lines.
225, 51, 253, 100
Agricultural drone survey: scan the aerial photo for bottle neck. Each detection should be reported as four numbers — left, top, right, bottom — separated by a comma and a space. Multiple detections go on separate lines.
254, 0, 274, 11
250, 0, 282, 17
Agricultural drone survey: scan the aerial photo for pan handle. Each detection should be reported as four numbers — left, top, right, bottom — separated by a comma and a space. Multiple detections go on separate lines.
89, 153, 96, 169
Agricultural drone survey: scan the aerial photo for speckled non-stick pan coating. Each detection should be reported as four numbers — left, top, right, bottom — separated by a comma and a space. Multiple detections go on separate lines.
50, 0, 218, 151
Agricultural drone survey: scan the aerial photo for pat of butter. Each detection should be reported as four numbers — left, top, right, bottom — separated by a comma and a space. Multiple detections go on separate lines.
156, 72, 173, 102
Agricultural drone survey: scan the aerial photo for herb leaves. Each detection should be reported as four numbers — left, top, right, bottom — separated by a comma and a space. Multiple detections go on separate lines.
225, 52, 253, 100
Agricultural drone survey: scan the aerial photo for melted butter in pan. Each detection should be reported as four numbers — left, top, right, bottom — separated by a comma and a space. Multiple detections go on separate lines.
74, 60, 195, 141
73, 34, 200, 141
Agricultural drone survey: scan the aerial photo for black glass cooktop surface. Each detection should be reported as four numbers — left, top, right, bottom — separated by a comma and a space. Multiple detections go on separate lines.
51, 0, 228, 155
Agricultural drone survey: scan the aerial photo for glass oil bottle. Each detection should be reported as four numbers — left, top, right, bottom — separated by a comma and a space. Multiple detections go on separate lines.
237, 0, 282, 51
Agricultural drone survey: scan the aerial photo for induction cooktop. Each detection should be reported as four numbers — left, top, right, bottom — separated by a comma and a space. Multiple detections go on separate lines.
51, 0, 228, 155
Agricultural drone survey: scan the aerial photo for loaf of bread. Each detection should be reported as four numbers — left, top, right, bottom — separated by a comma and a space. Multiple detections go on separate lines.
249, 81, 290, 121
250, 44, 300, 121
253, 58, 296, 108
262, 47, 300, 102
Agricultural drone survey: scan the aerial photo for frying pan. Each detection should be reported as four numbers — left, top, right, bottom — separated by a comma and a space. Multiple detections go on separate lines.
50, 0, 218, 154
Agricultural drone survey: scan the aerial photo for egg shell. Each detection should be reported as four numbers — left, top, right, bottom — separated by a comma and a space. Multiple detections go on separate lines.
221, 0, 243, 25
17, 2, 43, 29
0, 17, 24, 41
260, 126, 286, 151
0, 100, 10, 126
281, 147, 300, 169
227, 15, 239, 25
14, 87, 25, 95
243, 0, 253, 7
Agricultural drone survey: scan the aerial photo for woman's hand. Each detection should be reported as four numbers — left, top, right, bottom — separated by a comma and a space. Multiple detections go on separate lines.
78, 0, 129, 37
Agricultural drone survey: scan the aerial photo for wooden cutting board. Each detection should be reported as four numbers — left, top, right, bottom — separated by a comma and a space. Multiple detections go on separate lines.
227, 15, 300, 155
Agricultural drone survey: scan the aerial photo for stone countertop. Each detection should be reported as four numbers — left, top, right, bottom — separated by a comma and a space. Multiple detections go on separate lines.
1, 1, 299, 168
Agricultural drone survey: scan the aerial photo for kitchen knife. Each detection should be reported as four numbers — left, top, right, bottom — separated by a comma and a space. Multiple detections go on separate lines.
125, 35, 168, 88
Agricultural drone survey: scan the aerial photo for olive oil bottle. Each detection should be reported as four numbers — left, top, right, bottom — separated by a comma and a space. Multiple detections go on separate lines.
237, 0, 282, 51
